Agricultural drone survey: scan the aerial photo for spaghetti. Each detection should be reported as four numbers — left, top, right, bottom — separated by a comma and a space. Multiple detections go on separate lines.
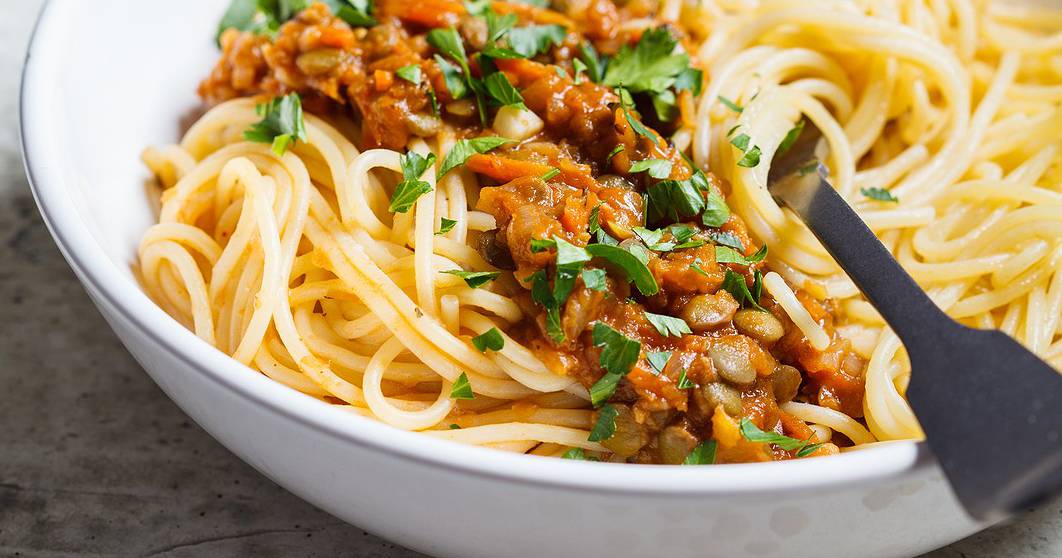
139, 0, 1062, 463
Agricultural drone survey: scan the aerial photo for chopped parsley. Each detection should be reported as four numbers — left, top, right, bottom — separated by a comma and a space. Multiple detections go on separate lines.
471, 327, 505, 352
646, 350, 671, 375
715, 244, 767, 266
689, 260, 711, 277
588, 404, 619, 441
388, 151, 436, 213
707, 230, 744, 251
585, 244, 659, 296
395, 64, 422, 84
777, 120, 805, 155
450, 372, 474, 400
507, 24, 566, 58
738, 418, 823, 456
588, 205, 601, 234
577, 42, 606, 84
628, 158, 673, 179
437, 137, 514, 179
434, 55, 468, 100
737, 146, 762, 168
541, 168, 561, 181
244, 93, 307, 157
217, 0, 375, 43
581, 268, 608, 291
861, 187, 899, 202
605, 145, 625, 163
588, 322, 641, 406
561, 447, 598, 460
483, 72, 526, 110
440, 270, 500, 288
721, 270, 766, 311
718, 95, 743, 113
437, 217, 457, 235
683, 440, 717, 465
603, 28, 689, 93
676, 368, 694, 389
644, 312, 691, 338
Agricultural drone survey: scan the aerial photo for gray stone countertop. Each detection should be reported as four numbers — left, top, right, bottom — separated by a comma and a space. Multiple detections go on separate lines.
0, 1, 1058, 556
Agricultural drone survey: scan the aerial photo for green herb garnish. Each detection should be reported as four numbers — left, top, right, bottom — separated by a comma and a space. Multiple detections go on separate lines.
628, 158, 673, 179
861, 187, 899, 202
388, 151, 437, 213
244, 93, 307, 157
715, 244, 767, 266
646, 350, 671, 375
588, 323, 641, 406
450, 372, 475, 399
441, 270, 500, 288
683, 440, 717, 465
588, 404, 619, 441
437, 217, 457, 235
438, 137, 514, 179
644, 312, 691, 338
471, 327, 505, 352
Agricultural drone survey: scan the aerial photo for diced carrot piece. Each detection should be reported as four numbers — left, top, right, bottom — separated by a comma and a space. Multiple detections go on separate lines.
374, 69, 393, 92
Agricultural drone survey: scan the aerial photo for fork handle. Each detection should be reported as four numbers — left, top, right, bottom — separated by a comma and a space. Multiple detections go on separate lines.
770, 167, 957, 349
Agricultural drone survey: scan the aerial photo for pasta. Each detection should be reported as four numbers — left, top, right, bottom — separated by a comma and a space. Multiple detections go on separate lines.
138, 0, 1061, 464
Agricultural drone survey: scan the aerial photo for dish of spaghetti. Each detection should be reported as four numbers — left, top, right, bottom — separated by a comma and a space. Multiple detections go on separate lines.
139, 0, 1062, 465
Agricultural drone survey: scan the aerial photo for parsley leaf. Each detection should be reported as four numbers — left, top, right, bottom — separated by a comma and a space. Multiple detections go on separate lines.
676, 368, 694, 389
737, 145, 762, 168
683, 440, 717, 465
606, 145, 625, 163
471, 327, 505, 352
585, 244, 659, 296
603, 28, 689, 93
326, 0, 376, 27
541, 168, 561, 181
674, 67, 704, 96
588, 205, 601, 234
437, 217, 457, 235
434, 55, 468, 100
645, 179, 704, 223
581, 268, 608, 291
485, 10, 517, 42
702, 186, 730, 227
861, 187, 899, 202
588, 404, 619, 441
440, 270, 500, 288
739, 418, 822, 456
389, 151, 436, 213
427, 27, 468, 67
777, 120, 805, 155
628, 158, 673, 179
244, 93, 307, 157
507, 24, 566, 58
718, 95, 743, 113
689, 260, 711, 276
721, 270, 766, 311
450, 372, 474, 399
437, 137, 514, 179
396, 64, 422, 84
588, 322, 641, 406
715, 244, 767, 266
561, 447, 598, 460
644, 312, 691, 337
647, 350, 671, 375
483, 72, 526, 110
707, 230, 744, 251
216, 0, 278, 43
577, 42, 606, 83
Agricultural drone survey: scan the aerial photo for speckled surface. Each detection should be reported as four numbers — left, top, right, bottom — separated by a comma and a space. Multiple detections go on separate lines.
1, 1, 1059, 556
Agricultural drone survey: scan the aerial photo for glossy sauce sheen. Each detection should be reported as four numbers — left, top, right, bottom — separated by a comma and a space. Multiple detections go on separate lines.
200, 1, 866, 464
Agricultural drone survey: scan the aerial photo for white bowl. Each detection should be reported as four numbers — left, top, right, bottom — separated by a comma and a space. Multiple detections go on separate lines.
20, 1, 985, 556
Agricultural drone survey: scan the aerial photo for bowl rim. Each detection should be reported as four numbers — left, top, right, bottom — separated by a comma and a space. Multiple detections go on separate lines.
18, 0, 932, 497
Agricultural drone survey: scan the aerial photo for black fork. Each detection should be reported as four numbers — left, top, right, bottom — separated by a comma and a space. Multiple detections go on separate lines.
766, 120, 1062, 520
